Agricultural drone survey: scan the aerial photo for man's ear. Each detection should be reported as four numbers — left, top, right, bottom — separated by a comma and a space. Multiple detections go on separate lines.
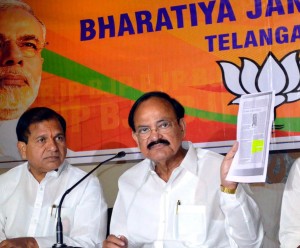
179, 118, 186, 138
132, 131, 139, 146
17, 141, 27, 160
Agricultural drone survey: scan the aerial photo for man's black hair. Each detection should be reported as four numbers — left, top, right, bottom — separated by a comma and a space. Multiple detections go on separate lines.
16, 107, 66, 143
128, 91, 185, 132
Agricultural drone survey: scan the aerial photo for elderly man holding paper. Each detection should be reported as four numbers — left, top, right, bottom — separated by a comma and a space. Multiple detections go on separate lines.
104, 91, 263, 248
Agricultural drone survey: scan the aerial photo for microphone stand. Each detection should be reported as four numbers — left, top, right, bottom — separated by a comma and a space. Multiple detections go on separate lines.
52, 151, 126, 248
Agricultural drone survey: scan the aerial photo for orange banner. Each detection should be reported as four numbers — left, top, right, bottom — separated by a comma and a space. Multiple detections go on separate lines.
2, 0, 300, 164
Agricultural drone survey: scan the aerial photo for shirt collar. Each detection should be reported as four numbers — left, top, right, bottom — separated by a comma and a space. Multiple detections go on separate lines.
48, 160, 68, 177
179, 141, 198, 176
26, 160, 68, 179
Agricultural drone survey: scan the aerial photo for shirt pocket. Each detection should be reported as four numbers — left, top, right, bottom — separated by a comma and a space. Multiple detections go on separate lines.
176, 205, 206, 244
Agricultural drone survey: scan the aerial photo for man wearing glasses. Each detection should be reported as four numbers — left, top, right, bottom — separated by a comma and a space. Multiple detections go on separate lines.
104, 91, 263, 247
0, 0, 46, 160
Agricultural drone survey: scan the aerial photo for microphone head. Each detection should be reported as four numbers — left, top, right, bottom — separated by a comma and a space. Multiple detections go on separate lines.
116, 151, 126, 158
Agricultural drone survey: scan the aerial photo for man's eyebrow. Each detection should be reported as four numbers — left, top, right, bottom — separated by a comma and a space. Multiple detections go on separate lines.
157, 119, 168, 123
0, 34, 41, 42
34, 134, 46, 140
55, 132, 65, 137
136, 125, 148, 128
136, 119, 168, 127
18, 34, 41, 43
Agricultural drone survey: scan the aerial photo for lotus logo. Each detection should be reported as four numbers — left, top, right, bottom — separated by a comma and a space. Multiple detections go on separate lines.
218, 50, 300, 128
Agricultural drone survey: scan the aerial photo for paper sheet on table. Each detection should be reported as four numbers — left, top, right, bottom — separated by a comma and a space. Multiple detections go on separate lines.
226, 91, 275, 183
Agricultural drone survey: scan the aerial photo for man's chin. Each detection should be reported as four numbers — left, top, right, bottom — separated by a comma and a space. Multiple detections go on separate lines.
0, 87, 38, 120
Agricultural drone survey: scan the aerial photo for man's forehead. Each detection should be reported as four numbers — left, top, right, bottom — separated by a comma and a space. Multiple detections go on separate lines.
0, 8, 43, 40
134, 105, 177, 127
28, 120, 64, 135
136, 97, 175, 114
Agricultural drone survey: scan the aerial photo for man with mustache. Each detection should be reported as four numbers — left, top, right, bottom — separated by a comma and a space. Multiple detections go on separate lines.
104, 91, 263, 247
0, 0, 45, 160
0, 107, 108, 248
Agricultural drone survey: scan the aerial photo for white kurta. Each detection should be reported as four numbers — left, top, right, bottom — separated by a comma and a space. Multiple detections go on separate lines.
110, 142, 263, 248
0, 161, 108, 248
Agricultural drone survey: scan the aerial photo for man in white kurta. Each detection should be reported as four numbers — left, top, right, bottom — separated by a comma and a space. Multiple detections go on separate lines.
279, 158, 300, 248
104, 91, 263, 248
0, 160, 107, 247
111, 142, 262, 247
0, 107, 107, 248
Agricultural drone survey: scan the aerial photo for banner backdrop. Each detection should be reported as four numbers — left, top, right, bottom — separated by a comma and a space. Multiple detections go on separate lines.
5, 0, 300, 164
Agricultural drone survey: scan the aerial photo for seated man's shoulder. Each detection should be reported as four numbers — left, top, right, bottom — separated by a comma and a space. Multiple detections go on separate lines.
65, 163, 99, 184
0, 163, 25, 182
118, 159, 149, 185
67, 164, 88, 176
292, 157, 300, 168
196, 147, 224, 162
0, 164, 26, 200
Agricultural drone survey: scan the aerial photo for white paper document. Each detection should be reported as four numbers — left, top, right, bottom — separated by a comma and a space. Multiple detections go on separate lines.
226, 91, 275, 183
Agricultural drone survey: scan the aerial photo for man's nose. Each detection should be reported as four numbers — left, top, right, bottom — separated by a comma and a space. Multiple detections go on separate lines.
1, 42, 23, 66
47, 139, 59, 151
148, 128, 162, 140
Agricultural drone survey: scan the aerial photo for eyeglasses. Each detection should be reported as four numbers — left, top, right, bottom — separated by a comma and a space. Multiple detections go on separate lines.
0, 38, 47, 58
136, 120, 177, 140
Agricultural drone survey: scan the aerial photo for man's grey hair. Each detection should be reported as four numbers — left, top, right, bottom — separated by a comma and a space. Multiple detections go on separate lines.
0, 0, 46, 41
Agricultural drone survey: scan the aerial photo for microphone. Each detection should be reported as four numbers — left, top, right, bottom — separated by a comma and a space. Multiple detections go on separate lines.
52, 151, 126, 248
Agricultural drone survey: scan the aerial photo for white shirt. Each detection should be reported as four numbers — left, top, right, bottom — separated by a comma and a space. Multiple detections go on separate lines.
279, 158, 300, 248
110, 142, 263, 248
0, 160, 108, 248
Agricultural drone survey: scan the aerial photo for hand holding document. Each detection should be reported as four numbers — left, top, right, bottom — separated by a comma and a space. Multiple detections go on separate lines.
226, 91, 275, 183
